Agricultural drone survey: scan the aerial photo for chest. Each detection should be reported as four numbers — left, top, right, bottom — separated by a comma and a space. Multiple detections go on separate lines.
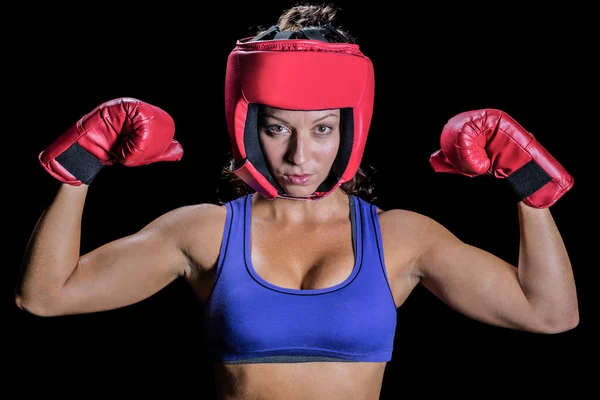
250, 219, 356, 291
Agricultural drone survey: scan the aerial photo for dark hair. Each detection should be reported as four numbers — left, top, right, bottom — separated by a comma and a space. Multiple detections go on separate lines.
265, 2, 355, 43
216, 2, 376, 205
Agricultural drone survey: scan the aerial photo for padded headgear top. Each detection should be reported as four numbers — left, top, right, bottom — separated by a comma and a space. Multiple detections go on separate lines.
224, 24, 375, 200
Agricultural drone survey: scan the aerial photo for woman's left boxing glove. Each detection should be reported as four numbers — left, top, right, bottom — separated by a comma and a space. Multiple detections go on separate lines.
429, 109, 573, 208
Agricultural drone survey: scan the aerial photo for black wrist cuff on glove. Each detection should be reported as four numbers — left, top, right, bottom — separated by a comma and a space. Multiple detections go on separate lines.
505, 159, 553, 201
55, 142, 105, 185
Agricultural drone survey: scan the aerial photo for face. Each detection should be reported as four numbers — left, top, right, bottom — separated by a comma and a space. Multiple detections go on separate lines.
258, 106, 341, 198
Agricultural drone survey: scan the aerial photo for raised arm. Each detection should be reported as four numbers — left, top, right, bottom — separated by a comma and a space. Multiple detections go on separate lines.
15, 97, 186, 316
408, 204, 578, 333
15, 184, 194, 316
414, 109, 578, 333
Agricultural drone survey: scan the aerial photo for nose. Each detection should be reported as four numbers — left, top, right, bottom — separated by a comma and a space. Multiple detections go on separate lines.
286, 132, 309, 165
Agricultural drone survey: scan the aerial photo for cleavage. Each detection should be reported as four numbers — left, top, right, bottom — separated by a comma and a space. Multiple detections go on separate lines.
250, 220, 356, 291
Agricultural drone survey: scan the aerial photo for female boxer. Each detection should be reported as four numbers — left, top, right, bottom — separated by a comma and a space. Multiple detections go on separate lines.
15, 4, 578, 400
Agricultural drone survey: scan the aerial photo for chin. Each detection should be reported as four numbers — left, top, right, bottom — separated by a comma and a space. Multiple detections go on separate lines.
281, 187, 319, 198
276, 180, 322, 198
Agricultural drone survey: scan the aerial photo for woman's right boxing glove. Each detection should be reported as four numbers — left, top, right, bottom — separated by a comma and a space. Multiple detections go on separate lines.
39, 97, 184, 186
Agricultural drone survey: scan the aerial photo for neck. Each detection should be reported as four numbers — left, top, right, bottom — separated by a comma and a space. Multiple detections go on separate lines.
252, 189, 349, 225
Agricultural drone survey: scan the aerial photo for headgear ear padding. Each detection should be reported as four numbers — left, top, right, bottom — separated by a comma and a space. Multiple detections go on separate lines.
224, 25, 375, 200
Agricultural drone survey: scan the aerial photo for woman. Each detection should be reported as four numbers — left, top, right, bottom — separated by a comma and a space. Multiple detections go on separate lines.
15, 4, 578, 400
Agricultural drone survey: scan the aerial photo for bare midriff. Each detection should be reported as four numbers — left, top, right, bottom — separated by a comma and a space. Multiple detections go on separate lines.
214, 361, 388, 400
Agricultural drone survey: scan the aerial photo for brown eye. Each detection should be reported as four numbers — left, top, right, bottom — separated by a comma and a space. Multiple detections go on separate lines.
314, 125, 332, 135
266, 125, 288, 135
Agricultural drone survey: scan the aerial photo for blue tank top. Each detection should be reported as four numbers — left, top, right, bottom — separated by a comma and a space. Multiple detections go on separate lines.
203, 193, 397, 363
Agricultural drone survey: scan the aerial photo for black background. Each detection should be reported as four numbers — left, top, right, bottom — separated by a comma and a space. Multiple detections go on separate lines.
7, 1, 596, 397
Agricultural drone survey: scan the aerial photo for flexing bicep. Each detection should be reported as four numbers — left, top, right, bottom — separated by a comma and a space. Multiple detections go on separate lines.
48, 207, 206, 315
415, 218, 547, 333
54, 222, 188, 315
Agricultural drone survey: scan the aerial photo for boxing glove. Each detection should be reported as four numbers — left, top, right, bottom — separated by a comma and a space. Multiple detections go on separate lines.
429, 109, 573, 208
39, 97, 184, 186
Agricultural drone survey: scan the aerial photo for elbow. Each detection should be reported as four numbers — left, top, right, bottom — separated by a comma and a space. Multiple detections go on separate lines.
541, 310, 580, 334
14, 294, 64, 317
558, 312, 580, 333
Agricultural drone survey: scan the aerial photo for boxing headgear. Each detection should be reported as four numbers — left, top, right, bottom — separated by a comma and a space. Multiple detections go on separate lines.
224, 24, 375, 200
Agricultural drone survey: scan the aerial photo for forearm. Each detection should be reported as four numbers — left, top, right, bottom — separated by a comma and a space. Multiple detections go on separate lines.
517, 201, 579, 331
15, 183, 89, 312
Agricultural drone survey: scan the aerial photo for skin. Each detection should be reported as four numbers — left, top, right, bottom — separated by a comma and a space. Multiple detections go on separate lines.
258, 106, 341, 199
15, 107, 579, 400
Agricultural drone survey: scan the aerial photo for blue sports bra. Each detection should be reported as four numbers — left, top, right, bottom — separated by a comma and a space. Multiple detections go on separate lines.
203, 194, 397, 363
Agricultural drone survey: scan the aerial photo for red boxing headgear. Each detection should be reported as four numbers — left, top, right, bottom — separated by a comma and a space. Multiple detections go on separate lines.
224, 25, 375, 200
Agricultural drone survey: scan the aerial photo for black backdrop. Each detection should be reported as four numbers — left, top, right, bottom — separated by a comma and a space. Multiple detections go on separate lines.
8, 1, 595, 397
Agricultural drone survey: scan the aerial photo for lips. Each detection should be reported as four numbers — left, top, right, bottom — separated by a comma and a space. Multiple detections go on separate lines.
284, 174, 313, 185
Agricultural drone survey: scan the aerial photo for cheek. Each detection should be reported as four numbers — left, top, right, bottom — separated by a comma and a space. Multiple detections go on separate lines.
321, 137, 340, 162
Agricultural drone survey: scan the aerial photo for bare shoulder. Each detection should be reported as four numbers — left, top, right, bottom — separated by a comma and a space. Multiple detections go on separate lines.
155, 202, 227, 228
147, 202, 228, 275
374, 207, 459, 276
147, 202, 227, 235
376, 207, 453, 240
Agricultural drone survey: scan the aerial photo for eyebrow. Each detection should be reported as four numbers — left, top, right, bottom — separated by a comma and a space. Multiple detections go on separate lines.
261, 113, 340, 124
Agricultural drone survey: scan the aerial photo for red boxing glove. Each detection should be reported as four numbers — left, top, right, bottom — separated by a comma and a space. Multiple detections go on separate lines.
39, 97, 184, 185
429, 109, 573, 208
